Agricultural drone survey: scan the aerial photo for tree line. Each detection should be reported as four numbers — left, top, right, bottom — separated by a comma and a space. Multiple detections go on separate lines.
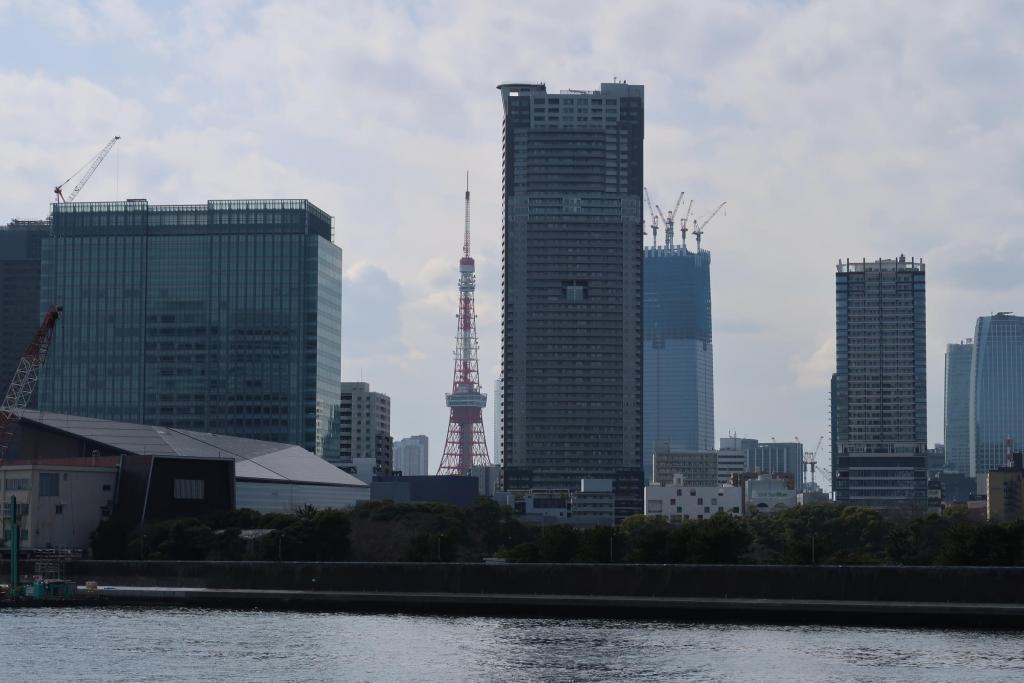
89, 499, 1024, 566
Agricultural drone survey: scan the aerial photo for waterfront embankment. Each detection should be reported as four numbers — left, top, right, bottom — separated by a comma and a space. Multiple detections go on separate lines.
5, 560, 1024, 625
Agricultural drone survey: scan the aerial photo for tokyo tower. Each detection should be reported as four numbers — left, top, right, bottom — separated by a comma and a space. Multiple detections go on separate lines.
437, 175, 491, 475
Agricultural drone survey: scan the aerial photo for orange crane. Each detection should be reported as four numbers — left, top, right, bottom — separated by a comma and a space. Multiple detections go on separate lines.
54, 135, 120, 203
0, 306, 62, 463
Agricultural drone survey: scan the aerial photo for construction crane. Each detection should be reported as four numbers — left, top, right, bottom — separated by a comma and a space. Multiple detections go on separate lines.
0, 306, 63, 463
54, 135, 120, 203
678, 199, 693, 248
662, 191, 685, 248
643, 187, 660, 245
692, 201, 726, 251
803, 435, 824, 487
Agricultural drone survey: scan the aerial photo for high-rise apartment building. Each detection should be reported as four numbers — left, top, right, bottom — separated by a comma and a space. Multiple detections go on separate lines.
493, 376, 504, 466
833, 256, 927, 510
0, 220, 48, 398
394, 435, 429, 476
643, 246, 714, 479
944, 340, 973, 476
970, 314, 1024, 478
38, 200, 342, 458
338, 381, 391, 476
498, 81, 645, 520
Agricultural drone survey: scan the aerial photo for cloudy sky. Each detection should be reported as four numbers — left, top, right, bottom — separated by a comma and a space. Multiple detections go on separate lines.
2, 1, 1022, 477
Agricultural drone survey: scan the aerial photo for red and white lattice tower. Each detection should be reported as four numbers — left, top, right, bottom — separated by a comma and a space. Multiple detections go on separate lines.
437, 176, 491, 475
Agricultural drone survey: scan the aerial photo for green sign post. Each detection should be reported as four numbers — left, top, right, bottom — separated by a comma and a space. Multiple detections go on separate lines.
9, 495, 18, 601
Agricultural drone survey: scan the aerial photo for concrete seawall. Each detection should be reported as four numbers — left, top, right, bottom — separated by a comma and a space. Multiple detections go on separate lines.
5, 561, 1024, 625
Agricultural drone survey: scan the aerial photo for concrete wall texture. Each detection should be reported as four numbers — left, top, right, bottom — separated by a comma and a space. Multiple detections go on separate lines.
22, 561, 1024, 605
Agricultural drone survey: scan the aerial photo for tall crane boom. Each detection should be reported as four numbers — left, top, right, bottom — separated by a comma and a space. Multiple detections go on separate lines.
54, 135, 120, 203
643, 187, 660, 245
0, 306, 62, 463
693, 201, 727, 250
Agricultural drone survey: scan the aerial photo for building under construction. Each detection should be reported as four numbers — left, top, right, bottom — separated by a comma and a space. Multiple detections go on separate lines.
642, 191, 724, 481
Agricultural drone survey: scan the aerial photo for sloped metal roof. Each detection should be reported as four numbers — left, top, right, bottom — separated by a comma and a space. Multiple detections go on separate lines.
15, 410, 366, 488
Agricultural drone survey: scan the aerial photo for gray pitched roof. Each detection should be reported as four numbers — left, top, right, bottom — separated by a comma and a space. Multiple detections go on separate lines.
16, 410, 366, 488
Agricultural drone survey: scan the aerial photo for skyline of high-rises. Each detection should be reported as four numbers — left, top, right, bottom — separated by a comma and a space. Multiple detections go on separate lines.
970, 313, 1024, 479
37, 199, 343, 459
498, 81, 645, 520
833, 256, 928, 510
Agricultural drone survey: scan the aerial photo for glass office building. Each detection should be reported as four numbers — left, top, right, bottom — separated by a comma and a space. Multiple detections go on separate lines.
0, 220, 48, 399
498, 81, 645, 520
833, 257, 927, 511
944, 340, 973, 477
643, 247, 714, 480
970, 314, 1024, 478
38, 199, 342, 459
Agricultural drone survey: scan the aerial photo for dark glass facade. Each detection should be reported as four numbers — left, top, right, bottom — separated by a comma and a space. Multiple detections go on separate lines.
498, 82, 644, 520
833, 257, 927, 510
0, 221, 47, 401
970, 314, 1024, 478
944, 340, 973, 476
38, 199, 342, 459
643, 247, 714, 480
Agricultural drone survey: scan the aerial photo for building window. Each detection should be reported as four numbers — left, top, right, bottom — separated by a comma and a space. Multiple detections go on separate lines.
562, 280, 588, 302
173, 479, 205, 500
39, 473, 60, 497
55, 504, 64, 515
4, 478, 30, 491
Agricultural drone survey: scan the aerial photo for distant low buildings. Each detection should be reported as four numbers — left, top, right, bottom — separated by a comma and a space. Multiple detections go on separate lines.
987, 453, 1024, 523
370, 475, 479, 508
721, 437, 806, 491
2, 410, 369, 549
745, 474, 796, 514
644, 475, 742, 522
495, 479, 616, 527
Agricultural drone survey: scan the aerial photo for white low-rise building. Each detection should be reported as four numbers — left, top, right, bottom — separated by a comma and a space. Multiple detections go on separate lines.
745, 474, 797, 514
644, 474, 743, 522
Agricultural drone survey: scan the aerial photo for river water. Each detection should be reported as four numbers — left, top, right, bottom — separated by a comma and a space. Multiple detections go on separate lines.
2, 607, 1023, 681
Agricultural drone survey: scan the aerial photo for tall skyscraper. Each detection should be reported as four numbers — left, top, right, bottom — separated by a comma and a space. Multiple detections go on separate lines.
493, 376, 504, 466
38, 199, 342, 459
970, 314, 1024, 478
394, 435, 429, 476
643, 244, 714, 479
833, 256, 927, 510
498, 81, 645, 520
0, 220, 47, 399
338, 381, 391, 476
944, 340, 973, 476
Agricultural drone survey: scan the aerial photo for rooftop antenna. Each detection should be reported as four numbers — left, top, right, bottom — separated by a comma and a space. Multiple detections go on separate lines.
464, 171, 471, 258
